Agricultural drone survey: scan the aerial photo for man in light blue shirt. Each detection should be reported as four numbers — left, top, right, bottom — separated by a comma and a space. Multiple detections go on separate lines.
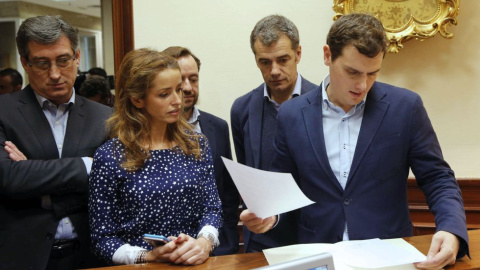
0, 15, 111, 270
241, 13, 468, 269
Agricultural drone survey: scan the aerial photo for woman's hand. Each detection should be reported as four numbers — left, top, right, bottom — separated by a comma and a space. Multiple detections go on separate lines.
145, 236, 178, 262
168, 233, 211, 265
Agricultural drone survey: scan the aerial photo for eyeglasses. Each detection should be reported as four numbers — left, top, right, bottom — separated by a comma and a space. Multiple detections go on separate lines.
26, 55, 76, 72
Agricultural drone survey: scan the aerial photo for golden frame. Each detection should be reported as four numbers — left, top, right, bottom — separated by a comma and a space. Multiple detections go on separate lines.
333, 0, 460, 53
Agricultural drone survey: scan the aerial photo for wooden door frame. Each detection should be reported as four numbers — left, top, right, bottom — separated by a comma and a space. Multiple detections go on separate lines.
112, 0, 134, 74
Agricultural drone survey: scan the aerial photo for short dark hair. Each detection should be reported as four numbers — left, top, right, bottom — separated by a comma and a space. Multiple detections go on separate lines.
327, 13, 387, 61
88, 67, 107, 78
250, 14, 299, 54
16, 15, 79, 60
78, 75, 113, 106
0, 68, 23, 88
162, 46, 201, 71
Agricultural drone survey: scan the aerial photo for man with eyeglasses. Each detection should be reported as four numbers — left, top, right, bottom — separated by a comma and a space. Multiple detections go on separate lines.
0, 15, 111, 270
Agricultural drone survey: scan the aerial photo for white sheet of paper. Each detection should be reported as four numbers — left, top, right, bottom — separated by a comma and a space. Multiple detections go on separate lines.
334, 238, 426, 268
263, 238, 427, 270
221, 157, 314, 218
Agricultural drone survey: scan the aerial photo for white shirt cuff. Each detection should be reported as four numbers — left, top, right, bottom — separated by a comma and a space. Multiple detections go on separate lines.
197, 225, 220, 248
271, 214, 280, 228
81, 157, 93, 175
112, 244, 146, 265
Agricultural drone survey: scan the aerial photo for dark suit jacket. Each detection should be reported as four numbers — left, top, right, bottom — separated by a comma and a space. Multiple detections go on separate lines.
0, 86, 112, 269
230, 76, 317, 252
198, 110, 239, 255
271, 82, 469, 257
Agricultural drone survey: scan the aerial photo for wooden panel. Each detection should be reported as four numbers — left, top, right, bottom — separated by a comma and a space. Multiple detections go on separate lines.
408, 178, 480, 235
112, 0, 134, 75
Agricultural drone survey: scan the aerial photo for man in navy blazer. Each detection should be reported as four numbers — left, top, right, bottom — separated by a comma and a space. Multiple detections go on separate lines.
241, 13, 468, 269
163, 46, 240, 255
231, 15, 316, 252
0, 16, 111, 269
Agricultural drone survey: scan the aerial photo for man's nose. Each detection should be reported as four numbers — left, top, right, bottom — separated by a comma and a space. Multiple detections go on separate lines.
48, 64, 62, 80
356, 74, 368, 91
271, 62, 281, 76
182, 80, 192, 93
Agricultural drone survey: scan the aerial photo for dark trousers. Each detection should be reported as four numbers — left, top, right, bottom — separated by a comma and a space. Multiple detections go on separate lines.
245, 238, 275, 253
46, 252, 81, 270
45, 239, 106, 270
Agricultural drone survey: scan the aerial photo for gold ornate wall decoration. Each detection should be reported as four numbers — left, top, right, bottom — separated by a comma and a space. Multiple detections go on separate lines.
332, 0, 460, 53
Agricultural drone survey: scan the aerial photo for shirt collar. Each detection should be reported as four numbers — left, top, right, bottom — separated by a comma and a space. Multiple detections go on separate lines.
34, 91, 75, 109
321, 74, 366, 114
263, 72, 302, 103
187, 105, 201, 124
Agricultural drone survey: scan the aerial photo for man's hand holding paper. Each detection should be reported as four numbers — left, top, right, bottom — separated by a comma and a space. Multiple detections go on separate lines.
240, 210, 277, 234
414, 231, 459, 270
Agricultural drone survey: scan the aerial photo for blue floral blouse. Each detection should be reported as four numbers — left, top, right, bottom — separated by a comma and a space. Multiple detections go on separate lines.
88, 136, 222, 263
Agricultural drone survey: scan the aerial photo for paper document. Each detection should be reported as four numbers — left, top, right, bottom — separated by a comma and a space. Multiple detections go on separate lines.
263, 238, 427, 270
221, 157, 314, 218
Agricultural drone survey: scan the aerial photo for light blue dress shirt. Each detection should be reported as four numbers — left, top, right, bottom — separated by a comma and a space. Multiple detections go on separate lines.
187, 105, 202, 133
35, 92, 87, 240
321, 74, 366, 240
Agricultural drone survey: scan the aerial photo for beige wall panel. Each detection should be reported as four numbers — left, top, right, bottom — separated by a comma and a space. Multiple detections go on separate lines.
133, 1, 480, 178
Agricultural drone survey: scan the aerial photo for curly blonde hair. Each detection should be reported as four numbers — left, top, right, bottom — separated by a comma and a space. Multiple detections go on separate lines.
107, 48, 201, 171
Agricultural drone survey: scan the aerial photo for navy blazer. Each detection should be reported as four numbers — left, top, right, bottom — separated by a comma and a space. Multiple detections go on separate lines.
198, 110, 240, 255
0, 86, 112, 269
230, 76, 317, 251
271, 82, 468, 257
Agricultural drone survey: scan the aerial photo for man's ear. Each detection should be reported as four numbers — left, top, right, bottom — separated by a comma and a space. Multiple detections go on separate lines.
295, 45, 302, 64
20, 57, 29, 70
74, 49, 80, 68
323, 45, 332, 67
130, 96, 144, 108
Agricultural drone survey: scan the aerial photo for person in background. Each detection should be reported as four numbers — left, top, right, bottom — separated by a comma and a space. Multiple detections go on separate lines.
0, 15, 111, 270
74, 66, 108, 92
241, 13, 469, 270
230, 14, 317, 253
78, 75, 114, 107
87, 67, 107, 78
0, 67, 23, 94
163, 46, 240, 255
88, 48, 222, 266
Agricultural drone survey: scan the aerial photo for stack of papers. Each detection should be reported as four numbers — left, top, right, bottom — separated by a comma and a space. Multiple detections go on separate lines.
263, 238, 427, 270
221, 158, 427, 269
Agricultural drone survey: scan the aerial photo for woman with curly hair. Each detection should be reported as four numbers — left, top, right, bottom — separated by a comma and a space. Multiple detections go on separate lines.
88, 48, 222, 266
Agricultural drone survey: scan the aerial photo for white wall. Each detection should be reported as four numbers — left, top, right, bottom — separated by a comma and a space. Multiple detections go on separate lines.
377, 1, 480, 178
101, 0, 115, 76
133, 1, 480, 178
